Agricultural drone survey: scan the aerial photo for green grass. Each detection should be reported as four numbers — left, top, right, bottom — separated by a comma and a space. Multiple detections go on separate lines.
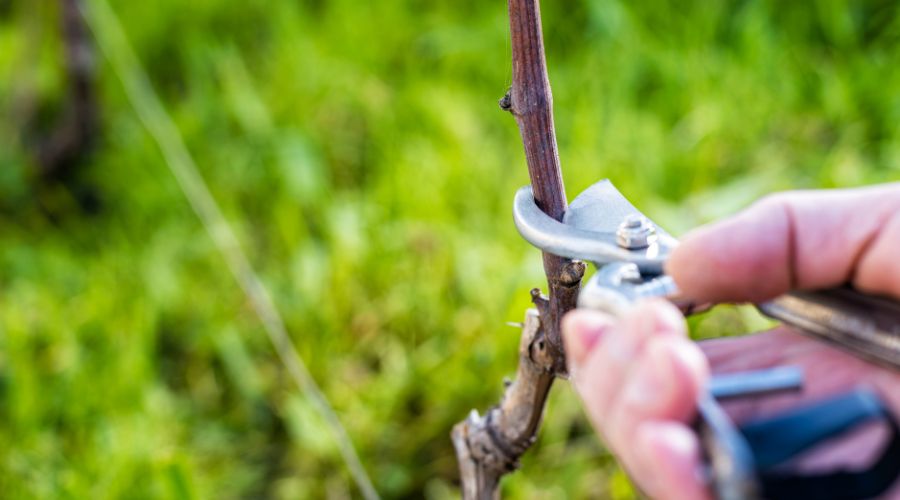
1, 0, 899, 497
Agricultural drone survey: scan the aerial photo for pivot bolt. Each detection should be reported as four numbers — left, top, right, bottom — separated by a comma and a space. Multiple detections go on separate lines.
616, 214, 657, 249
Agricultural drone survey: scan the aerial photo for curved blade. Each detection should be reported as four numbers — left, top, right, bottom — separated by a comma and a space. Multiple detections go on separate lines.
513, 180, 676, 272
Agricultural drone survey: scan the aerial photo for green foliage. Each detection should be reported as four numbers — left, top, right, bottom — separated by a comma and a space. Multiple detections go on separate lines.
1, 0, 898, 497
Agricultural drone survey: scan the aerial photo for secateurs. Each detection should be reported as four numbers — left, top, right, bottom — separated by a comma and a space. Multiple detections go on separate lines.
513, 179, 900, 500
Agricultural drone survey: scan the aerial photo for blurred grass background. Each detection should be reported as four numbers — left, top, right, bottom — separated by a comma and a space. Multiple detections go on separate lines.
1, 0, 899, 498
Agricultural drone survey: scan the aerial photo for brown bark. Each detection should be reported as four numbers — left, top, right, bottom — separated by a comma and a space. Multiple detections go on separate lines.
35, 0, 98, 178
507, 0, 578, 373
451, 0, 584, 498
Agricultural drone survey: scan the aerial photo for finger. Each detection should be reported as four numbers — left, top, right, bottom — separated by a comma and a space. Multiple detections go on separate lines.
572, 300, 686, 430
605, 337, 708, 456
854, 210, 900, 299
667, 183, 900, 303
562, 309, 615, 369
633, 421, 711, 500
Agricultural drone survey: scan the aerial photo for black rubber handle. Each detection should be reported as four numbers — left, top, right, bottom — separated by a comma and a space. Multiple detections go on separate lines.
700, 387, 900, 499
740, 389, 886, 469
742, 388, 900, 499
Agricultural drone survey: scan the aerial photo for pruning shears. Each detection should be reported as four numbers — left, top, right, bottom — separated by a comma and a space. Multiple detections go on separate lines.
513, 179, 900, 500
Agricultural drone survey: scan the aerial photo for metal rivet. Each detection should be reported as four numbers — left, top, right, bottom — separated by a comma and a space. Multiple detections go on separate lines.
616, 214, 657, 249
623, 214, 643, 229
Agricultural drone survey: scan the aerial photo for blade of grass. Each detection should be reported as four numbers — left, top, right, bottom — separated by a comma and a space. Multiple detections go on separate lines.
81, 1, 378, 498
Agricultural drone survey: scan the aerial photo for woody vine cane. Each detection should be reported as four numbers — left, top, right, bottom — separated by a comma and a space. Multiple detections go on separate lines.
451, 0, 584, 497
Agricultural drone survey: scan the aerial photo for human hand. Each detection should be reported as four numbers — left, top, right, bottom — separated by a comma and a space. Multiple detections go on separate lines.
562, 183, 900, 499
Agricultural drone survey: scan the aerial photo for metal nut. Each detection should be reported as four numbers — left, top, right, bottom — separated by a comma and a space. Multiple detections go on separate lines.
616, 214, 657, 249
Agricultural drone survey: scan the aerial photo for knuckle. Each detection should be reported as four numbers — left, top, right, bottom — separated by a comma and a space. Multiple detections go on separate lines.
753, 191, 796, 213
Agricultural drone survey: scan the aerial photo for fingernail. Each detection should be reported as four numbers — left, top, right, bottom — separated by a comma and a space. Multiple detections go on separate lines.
563, 312, 612, 366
